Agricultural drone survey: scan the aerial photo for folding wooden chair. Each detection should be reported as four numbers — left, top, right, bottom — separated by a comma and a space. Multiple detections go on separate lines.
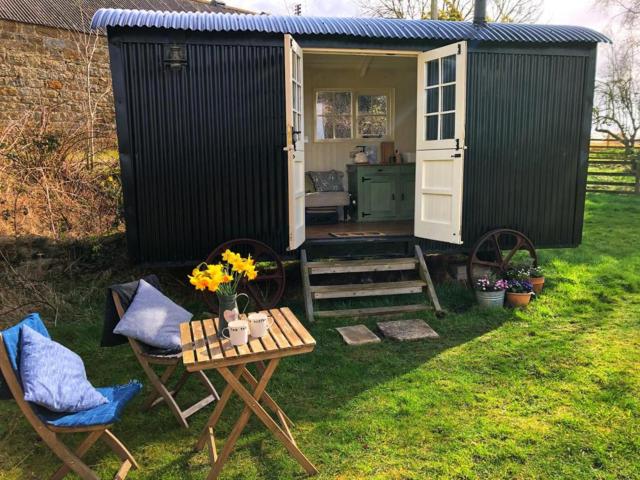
112, 291, 219, 428
0, 313, 140, 480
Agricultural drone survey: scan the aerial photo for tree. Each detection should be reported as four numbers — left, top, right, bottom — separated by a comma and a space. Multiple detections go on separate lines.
358, 0, 542, 22
598, 0, 640, 27
593, 39, 640, 158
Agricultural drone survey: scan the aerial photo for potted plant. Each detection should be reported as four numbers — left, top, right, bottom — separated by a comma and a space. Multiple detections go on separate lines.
505, 279, 534, 307
528, 265, 545, 294
188, 249, 258, 337
474, 274, 509, 309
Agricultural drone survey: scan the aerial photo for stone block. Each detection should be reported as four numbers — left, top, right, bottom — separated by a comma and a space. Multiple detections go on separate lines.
377, 319, 440, 341
336, 325, 381, 346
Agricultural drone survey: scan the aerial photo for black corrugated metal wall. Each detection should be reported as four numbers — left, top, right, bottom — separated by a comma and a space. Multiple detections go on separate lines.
111, 32, 287, 263
459, 46, 596, 248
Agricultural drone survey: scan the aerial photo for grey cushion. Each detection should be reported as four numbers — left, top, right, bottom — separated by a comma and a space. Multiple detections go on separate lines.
307, 170, 344, 192
113, 279, 192, 350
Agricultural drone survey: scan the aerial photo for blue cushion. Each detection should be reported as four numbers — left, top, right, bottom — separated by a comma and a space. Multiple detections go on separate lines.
113, 279, 192, 350
20, 326, 108, 413
0, 313, 49, 400
36, 381, 142, 428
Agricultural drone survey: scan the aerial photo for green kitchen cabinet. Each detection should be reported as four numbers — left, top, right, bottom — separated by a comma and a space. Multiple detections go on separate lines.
347, 163, 416, 222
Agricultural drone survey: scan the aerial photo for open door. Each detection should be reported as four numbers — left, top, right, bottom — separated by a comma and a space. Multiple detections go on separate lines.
414, 42, 467, 245
285, 34, 305, 250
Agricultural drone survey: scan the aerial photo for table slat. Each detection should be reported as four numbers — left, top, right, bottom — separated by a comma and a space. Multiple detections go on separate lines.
202, 319, 224, 360
179, 322, 196, 366
213, 317, 238, 358
191, 321, 210, 362
270, 309, 303, 347
280, 307, 315, 345
267, 317, 291, 349
256, 312, 279, 351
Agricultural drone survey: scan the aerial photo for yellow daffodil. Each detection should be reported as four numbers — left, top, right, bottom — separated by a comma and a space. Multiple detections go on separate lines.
189, 274, 209, 291
188, 250, 258, 295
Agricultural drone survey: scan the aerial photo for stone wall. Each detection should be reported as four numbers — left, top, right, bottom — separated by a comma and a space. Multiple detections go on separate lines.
0, 19, 115, 136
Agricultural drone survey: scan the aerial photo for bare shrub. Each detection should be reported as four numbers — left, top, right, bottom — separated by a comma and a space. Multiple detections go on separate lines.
0, 109, 123, 239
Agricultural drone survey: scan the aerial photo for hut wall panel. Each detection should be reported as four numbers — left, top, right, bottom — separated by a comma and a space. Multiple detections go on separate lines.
117, 41, 287, 263
460, 50, 593, 248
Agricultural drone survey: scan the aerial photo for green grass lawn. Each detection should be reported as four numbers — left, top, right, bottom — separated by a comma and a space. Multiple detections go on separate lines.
1, 193, 639, 479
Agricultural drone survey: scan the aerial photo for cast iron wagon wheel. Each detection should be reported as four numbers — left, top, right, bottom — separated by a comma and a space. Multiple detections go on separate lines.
467, 228, 538, 287
203, 238, 286, 313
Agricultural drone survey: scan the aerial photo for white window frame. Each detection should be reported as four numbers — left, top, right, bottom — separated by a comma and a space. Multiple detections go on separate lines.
313, 88, 395, 143
355, 89, 394, 140
314, 89, 354, 142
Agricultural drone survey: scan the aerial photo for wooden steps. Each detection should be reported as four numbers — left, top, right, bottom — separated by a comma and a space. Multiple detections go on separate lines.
315, 304, 429, 319
310, 280, 426, 299
307, 257, 418, 274
300, 245, 444, 322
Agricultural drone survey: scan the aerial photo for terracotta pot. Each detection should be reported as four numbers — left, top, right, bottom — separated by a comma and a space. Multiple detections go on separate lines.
529, 276, 545, 294
506, 292, 532, 307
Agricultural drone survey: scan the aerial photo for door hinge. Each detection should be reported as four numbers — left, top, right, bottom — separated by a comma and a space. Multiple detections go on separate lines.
361, 176, 371, 183
457, 44, 461, 55
362, 212, 372, 218
455, 138, 460, 150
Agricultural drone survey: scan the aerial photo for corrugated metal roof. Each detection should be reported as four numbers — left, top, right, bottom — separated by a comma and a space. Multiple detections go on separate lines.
0, 0, 251, 33
91, 9, 610, 44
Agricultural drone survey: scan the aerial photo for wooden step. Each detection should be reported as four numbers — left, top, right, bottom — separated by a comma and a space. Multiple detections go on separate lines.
306, 257, 418, 275
310, 280, 426, 300
315, 304, 429, 318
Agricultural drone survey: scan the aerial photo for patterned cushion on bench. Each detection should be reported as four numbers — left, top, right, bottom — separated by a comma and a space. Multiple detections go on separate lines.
307, 170, 344, 192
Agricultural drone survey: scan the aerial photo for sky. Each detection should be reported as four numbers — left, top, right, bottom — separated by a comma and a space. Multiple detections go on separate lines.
228, 0, 621, 34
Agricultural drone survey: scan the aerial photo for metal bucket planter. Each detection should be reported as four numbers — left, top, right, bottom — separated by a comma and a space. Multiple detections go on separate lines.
529, 276, 545, 294
506, 292, 532, 308
476, 289, 506, 309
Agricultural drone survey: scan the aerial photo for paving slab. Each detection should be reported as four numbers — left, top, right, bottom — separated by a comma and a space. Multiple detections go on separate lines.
377, 319, 440, 341
336, 325, 381, 346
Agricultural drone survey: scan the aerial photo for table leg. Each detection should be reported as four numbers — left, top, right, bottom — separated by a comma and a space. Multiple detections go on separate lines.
241, 367, 294, 427
208, 361, 318, 479
195, 365, 243, 452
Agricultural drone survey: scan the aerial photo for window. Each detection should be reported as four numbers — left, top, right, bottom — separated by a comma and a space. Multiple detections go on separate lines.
357, 94, 388, 138
315, 91, 352, 140
424, 54, 456, 141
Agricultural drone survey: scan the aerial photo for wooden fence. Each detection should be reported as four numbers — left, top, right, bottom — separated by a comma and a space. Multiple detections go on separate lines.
587, 142, 639, 195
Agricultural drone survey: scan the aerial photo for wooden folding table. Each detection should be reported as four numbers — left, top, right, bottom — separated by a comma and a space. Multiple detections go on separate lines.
179, 307, 318, 480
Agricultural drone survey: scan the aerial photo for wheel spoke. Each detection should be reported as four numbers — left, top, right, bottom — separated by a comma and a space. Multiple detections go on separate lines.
502, 237, 525, 266
490, 234, 504, 265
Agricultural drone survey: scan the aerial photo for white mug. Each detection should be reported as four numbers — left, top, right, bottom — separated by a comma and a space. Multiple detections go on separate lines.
247, 312, 273, 338
221, 319, 249, 346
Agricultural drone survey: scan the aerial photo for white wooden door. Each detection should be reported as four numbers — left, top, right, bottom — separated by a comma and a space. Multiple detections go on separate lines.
414, 42, 467, 245
285, 35, 305, 250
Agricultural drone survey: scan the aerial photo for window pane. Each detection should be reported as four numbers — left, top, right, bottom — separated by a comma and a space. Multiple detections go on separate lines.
358, 115, 386, 138
442, 84, 455, 111
358, 95, 387, 115
334, 116, 352, 138
316, 116, 333, 140
427, 60, 439, 86
316, 92, 334, 115
426, 115, 438, 140
442, 55, 456, 83
426, 87, 439, 114
334, 92, 351, 114
441, 113, 455, 139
